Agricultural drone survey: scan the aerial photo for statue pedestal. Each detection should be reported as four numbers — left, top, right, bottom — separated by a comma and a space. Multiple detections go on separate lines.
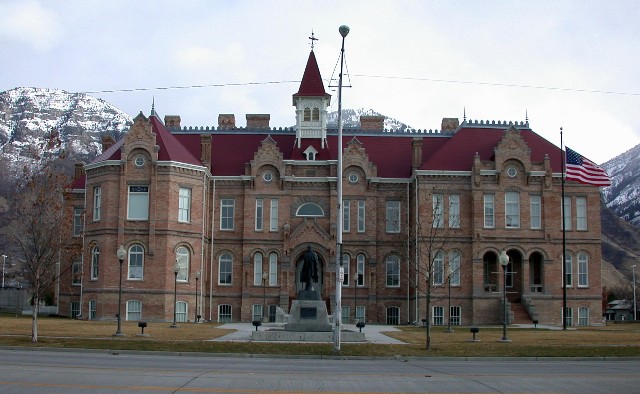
285, 290, 331, 332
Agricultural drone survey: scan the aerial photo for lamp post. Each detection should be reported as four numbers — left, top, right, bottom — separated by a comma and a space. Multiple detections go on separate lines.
170, 262, 180, 328
354, 277, 358, 323
632, 265, 637, 321
262, 273, 268, 322
194, 270, 201, 323
114, 245, 126, 337
445, 265, 454, 333
2, 254, 7, 288
498, 251, 511, 342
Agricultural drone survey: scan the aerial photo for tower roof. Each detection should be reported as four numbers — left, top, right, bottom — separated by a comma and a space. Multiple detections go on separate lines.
293, 51, 330, 100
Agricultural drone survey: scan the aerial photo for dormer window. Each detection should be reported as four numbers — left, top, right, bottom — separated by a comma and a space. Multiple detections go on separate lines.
304, 107, 311, 121
303, 107, 320, 122
312, 108, 319, 121
304, 145, 318, 161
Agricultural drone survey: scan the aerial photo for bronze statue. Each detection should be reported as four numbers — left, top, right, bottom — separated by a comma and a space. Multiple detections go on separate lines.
300, 246, 319, 291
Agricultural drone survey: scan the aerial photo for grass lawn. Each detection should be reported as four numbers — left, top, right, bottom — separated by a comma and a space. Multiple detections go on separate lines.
1, 315, 639, 357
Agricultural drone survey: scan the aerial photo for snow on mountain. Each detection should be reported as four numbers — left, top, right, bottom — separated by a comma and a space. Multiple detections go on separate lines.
326, 108, 412, 131
602, 143, 640, 226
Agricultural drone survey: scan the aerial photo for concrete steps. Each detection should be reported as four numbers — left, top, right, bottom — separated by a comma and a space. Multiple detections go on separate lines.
511, 302, 532, 324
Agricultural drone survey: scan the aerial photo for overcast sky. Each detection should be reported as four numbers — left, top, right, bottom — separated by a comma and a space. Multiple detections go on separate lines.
1, 0, 639, 164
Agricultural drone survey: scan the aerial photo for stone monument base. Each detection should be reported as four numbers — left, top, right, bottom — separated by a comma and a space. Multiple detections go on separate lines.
252, 329, 365, 342
285, 298, 332, 332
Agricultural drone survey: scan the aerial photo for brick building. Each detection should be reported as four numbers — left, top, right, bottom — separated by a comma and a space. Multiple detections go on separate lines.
60, 49, 603, 326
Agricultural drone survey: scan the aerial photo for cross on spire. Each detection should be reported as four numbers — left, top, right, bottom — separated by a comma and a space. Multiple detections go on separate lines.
309, 30, 318, 50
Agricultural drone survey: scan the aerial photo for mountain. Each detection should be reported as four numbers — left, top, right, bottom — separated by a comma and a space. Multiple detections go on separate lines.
601, 144, 640, 227
326, 108, 411, 131
0, 87, 132, 170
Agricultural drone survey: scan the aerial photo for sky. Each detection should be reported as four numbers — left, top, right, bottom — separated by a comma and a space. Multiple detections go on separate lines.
1, 0, 639, 164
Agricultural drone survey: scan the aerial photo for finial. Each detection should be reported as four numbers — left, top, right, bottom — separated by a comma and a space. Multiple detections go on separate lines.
339, 25, 350, 38
525, 109, 529, 123
309, 30, 318, 50
463, 107, 467, 122
150, 96, 158, 117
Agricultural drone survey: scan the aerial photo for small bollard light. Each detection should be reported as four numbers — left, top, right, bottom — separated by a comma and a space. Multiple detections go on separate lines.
421, 318, 427, 327
532, 319, 539, 328
356, 321, 365, 333
469, 326, 480, 342
138, 321, 148, 336
252, 320, 262, 331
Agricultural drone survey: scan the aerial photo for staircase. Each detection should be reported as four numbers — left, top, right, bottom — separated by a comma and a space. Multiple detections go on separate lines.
510, 302, 533, 324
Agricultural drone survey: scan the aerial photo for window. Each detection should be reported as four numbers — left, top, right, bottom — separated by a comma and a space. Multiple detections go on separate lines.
303, 107, 311, 121
576, 197, 587, 230
578, 253, 588, 287
530, 195, 542, 229
178, 188, 191, 222
565, 307, 573, 326
433, 251, 444, 285
356, 254, 365, 286
269, 253, 278, 285
342, 200, 350, 232
386, 201, 401, 233
562, 196, 572, 230
449, 251, 461, 286
263, 171, 273, 182
348, 172, 358, 183
176, 246, 189, 281
90, 245, 99, 280
128, 186, 149, 220
220, 199, 235, 230
386, 255, 400, 287
342, 254, 350, 286
355, 306, 365, 323
386, 306, 400, 325
506, 166, 518, 177
312, 107, 320, 121
255, 199, 263, 231
176, 301, 188, 323
88, 299, 96, 320
218, 304, 232, 322
252, 304, 263, 322
505, 192, 520, 228
341, 306, 350, 324
73, 207, 83, 236
70, 301, 80, 318
433, 306, 444, 325
357, 200, 366, 233
71, 261, 82, 285
134, 156, 145, 167
449, 194, 460, 228
254, 252, 263, 286
432, 194, 444, 228
296, 202, 324, 217
218, 253, 233, 285
270, 199, 279, 231
450, 306, 461, 326
126, 300, 142, 321
564, 253, 573, 287
93, 186, 101, 221
484, 194, 495, 228
578, 307, 589, 326
128, 245, 144, 280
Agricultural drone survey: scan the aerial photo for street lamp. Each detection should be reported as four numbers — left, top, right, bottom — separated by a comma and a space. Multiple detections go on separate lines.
170, 262, 180, 328
445, 265, 454, 333
114, 245, 126, 337
262, 273, 268, 322
632, 265, 637, 321
498, 250, 511, 342
194, 270, 201, 323
354, 277, 358, 324
2, 254, 7, 288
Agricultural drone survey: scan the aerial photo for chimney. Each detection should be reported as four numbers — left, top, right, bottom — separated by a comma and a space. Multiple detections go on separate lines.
412, 138, 423, 171
101, 135, 115, 152
441, 118, 460, 133
74, 162, 85, 180
360, 115, 385, 130
164, 115, 181, 128
218, 114, 236, 129
246, 114, 270, 129
200, 134, 211, 169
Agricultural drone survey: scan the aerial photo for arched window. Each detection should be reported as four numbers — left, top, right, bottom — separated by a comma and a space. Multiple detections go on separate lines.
342, 254, 350, 286
433, 251, 444, 285
126, 300, 142, 321
253, 252, 263, 285
564, 253, 573, 287
449, 251, 461, 285
311, 107, 320, 121
356, 254, 365, 286
128, 245, 144, 279
385, 255, 400, 287
578, 253, 588, 287
269, 252, 278, 285
176, 246, 189, 281
303, 107, 311, 121
296, 202, 324, 217
219, 253, 233, 285
90, 245, 99, 280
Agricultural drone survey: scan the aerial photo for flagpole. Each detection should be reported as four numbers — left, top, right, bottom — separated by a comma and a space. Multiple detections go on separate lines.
560, 127, 567, 331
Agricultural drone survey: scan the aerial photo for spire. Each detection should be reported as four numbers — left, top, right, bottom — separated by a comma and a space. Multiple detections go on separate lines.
150, 96, 158, 118
293, 51, 330, 101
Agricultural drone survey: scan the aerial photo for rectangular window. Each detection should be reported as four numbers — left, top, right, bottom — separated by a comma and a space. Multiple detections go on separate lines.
269, 253, 278, 286
253, 253, 263, 286
386, 257, 400, 287
220, 198, 235, 230
356, 254, 365, 286
73, 208, 83, 236
342, 254, 349, 286
270, 199, 279, 231
342, 199, 350, 232
341, 306, 350, 324
218, 304, 232, 322
71, 261, 82, 285
355, 306, 365, 323
70, 301, 80, 319
449, 194, 460, 228
128, 185, 149, 220
578, 307, 589, 326
89, 299, 96, 320
178, 187, 191, 222
176, 302, 188, 323
386, 201, 401, 233
484, 194, 495, 228
432, 194, 444, 228
530, 195, 542, 229
93, 186, 101, 221
255, 199, 263, 231
357, 200, 366, 233
565, 307, 573, 326
450, 306, 461, 326
433, 306, 444, 325
252, 304, 263, 322
126, 300, 142, 321
576, 197, 587, 230
562, 196, 572, 230
505, 192, 520, 228
578, 254, 588, 287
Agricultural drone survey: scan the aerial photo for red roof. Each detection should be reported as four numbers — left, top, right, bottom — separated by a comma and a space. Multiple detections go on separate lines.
293, 51, 330, 98
149, 116, 202, 165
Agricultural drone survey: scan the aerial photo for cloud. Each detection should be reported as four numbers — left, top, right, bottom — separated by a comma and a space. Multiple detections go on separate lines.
0, 1, 63, 51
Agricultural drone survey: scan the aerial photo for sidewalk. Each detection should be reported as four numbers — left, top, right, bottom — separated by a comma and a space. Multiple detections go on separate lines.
211, 322, 407, 344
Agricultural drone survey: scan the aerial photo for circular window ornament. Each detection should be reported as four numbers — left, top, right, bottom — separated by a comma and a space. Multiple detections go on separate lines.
348, 172, 359, 183
263, 171, 273, 182
506, 166, 518, 178
134, 156, 145, 167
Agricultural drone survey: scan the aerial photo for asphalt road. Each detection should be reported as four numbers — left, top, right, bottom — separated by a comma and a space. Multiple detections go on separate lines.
0, 349, 638, 393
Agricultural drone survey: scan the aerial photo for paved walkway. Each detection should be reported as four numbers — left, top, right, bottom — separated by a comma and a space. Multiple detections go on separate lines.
212, 322, 407, 344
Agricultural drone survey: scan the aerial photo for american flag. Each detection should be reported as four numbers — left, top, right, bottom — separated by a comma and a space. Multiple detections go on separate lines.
565, 147, 611, 187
